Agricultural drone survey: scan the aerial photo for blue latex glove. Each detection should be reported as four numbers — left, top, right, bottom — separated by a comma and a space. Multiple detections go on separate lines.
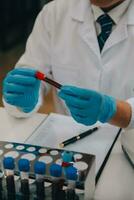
58, 86, 117, 125
3, 68, 40, 113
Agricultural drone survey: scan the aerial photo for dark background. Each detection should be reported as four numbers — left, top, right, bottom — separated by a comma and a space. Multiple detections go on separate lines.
0, 0, 55, 113
0, 0, 53, 51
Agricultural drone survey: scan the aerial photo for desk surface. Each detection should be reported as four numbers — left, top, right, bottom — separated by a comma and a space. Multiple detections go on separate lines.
0, 107, 134, 200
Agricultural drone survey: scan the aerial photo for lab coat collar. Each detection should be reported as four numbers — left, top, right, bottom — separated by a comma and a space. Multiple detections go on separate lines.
71, 0, 101, 60
71, 0, 134, 24
71, 0, 91, 22
92, 0, 131, 25
102, 14, 128, 54
127, 0, 134, 25
102, 0, 134, 54
71, 0, 134, 58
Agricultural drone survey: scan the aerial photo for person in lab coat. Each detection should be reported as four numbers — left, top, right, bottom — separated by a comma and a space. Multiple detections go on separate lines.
2, 0, 134, 130
4, 0, 134, 163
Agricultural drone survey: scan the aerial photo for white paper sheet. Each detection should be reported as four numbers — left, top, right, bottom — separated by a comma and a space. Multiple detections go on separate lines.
26, 113, 120, 175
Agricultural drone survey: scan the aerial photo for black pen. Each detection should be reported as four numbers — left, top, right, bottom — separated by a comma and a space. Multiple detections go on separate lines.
59, 127, 99, 148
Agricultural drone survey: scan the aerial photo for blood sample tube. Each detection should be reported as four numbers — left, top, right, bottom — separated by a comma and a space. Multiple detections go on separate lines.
50, 163, 65, 200
0, 171, 3, 199
62, 151, 74, 167
34, 161, 46, 200
66, 166, 79, 200
35, 71, 62, 89
3, 157, 16, 199
18, 158, 30, 199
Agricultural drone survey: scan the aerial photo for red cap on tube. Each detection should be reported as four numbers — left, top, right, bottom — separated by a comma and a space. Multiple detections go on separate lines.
35, 71, 45, 80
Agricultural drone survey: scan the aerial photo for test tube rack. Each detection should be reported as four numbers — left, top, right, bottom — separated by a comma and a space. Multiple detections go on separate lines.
0, 141, 95, 200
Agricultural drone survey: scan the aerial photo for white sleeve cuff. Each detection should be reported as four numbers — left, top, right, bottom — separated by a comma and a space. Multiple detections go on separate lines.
126, 98, 134, 129
3, 97, 42, 118
2, 86, 43, 118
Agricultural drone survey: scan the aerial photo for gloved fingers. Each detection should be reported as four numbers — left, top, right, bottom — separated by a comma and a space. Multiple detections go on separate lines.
4, 93, 37, 111
66, 104, 89, 117
4, 94, 35, 112
59, 93, 89, 109
3, 83, 30, 94
65, 95, 103, 112
3, 93, 23, 106
22, 106, 36, 113
5, 74, 38, 86
10, 68, 36, 77
71, 113, 96, 126
65, 101, 85, 110
60, 85, 95, 99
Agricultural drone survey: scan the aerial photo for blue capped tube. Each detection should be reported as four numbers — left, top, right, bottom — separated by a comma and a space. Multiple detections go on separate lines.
34, 161, 46, 178
50, 163, 65, 200
18, 158, 30, 197
3, 156, 15, 176
0, 171, 3, 199
3, 157, 16, 196
66, 166, 77, 188
18, 158, 30, 180
50, 163, 62, 178
62, 151, 74, 167
66, 166, 79, 200
34, 161, 46, 199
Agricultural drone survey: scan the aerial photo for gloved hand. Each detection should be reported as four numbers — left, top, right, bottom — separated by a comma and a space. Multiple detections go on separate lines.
3, 68, 40, 113
58, 85, 117, 125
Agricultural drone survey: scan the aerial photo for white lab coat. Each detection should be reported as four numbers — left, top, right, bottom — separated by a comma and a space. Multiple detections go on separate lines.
3, 0, 134, 159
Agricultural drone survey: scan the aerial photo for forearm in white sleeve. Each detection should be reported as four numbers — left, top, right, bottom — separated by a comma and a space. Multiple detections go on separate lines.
126, 98, 134, 129
3, 86, 43, 118
3, 3, 54, 117
121, 98, 134, 164
15, 3, 53, 72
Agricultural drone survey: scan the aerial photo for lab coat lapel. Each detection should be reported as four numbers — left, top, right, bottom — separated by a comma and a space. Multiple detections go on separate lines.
79, 11, 101, 60
101, 15, 128, 55
102, 0, 134, 55
71, 0, 101, 60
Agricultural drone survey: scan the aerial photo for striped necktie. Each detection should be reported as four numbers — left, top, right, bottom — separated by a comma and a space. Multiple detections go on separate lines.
97, 14, 115, 51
